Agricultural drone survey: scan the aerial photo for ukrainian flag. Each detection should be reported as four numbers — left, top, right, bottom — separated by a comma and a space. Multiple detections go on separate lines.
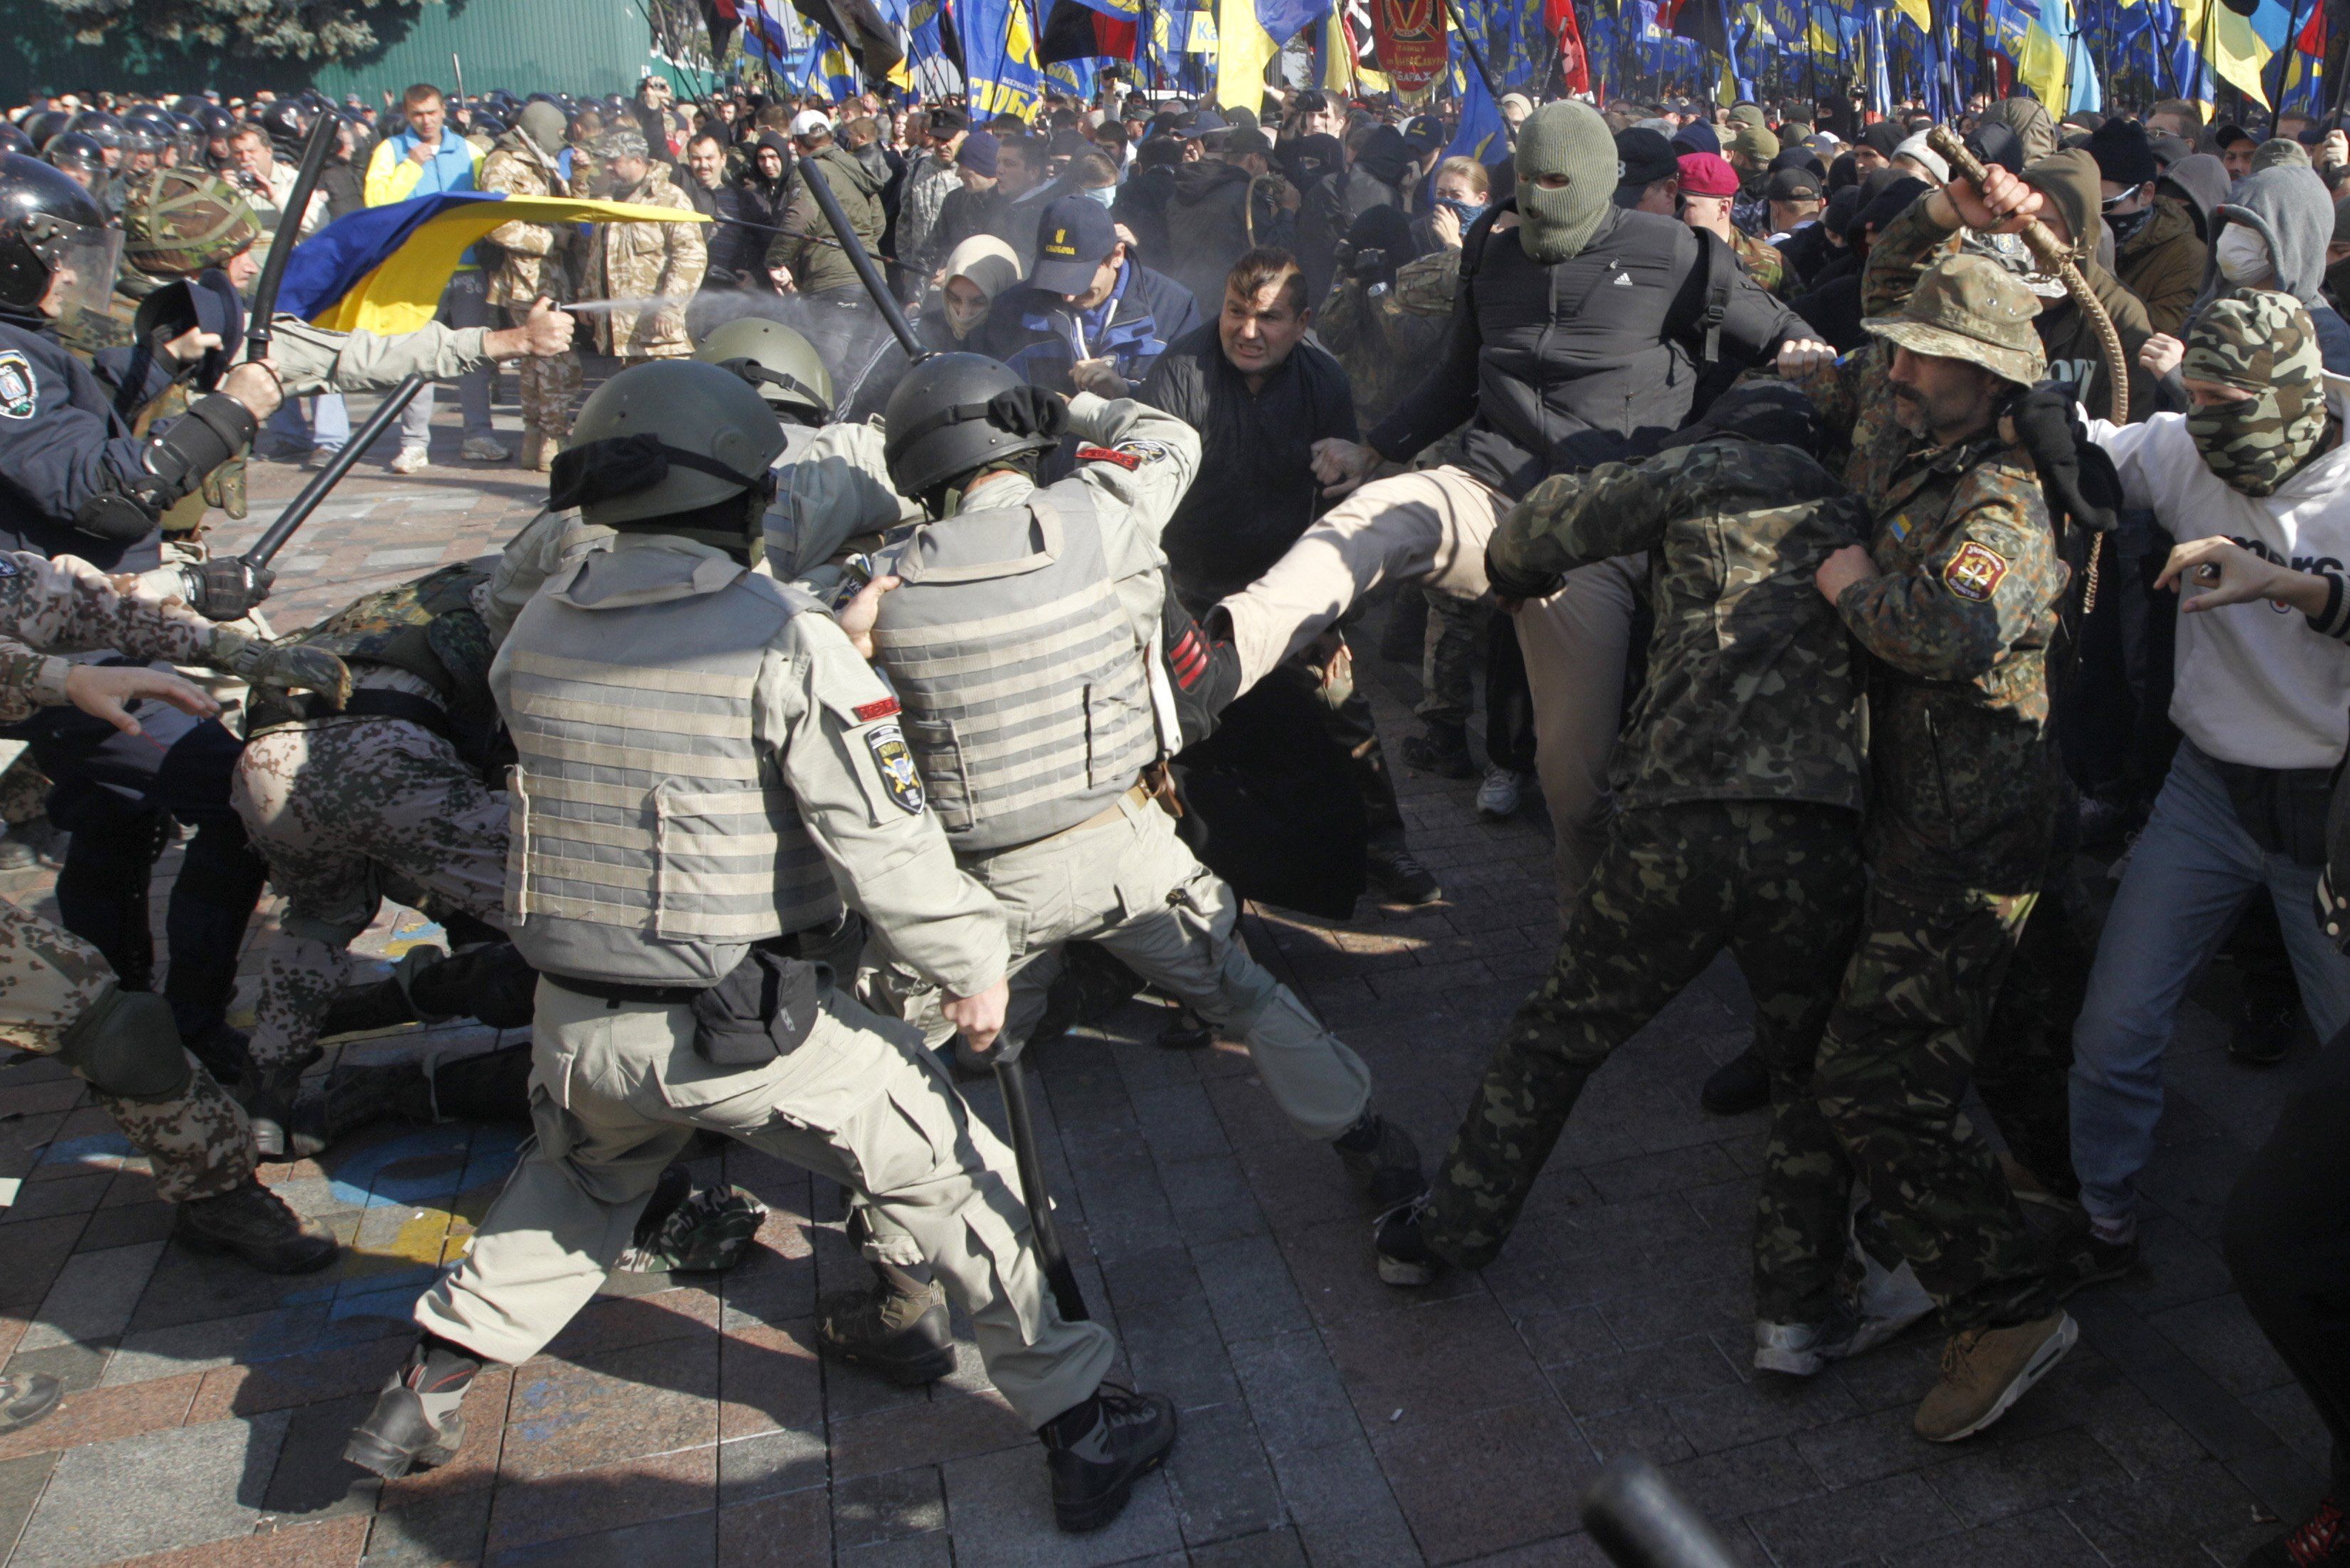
279, 192, 708, 339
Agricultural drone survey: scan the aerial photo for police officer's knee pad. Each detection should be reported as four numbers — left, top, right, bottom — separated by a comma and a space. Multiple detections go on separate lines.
58, 985, 193, 1102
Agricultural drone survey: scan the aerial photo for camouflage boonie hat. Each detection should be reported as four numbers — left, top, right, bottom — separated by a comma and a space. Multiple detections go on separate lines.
1861, 253, 2047, 387
122, 167, 261, 278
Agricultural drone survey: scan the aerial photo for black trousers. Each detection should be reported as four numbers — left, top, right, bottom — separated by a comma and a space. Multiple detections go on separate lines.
2223, 1020, 2350, 1491
17, 673, 266, 1038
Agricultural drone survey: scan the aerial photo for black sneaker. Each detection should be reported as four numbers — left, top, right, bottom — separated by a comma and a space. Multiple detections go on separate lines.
2052, 1221, 2140, 1298
2245, 1495, 2346, 1567
0, 1372, 62, 1435
1367, 845, 1443, 905
1374, 1196, 1443, 1286
177, 1178, 340, 1274
2228, 991, 2297, 1067
1701, 1048, 1771, 1116
1335, 1112, 1425, 1208
1401, 726, 1477, 780
1040, 1385, 1178, 1533
345, 1337, 479, 1480
817, 1268, 958, 1386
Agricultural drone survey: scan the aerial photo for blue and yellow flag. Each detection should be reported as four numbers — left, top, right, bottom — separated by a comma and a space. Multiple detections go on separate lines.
963, 0, 1048, 117
280, 193, 709, 338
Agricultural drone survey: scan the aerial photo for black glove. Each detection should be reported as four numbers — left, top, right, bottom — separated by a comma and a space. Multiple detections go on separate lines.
1483, 540, 1563, 604
187, 556, 275, 622
986, 385, 1069, 441
2007, 382, 2121, 535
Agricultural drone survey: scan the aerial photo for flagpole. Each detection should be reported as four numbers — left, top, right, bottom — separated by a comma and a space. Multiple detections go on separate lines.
2271, 0, 2311, 117
1437, 0, 1508, 108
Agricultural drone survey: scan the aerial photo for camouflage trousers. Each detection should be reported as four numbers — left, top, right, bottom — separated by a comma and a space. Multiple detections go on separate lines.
1421, 802, 1864, 1308
1419, 587, 1485, 732
515, 344, 581, 442
0, 897, 254, 1203
1799, 873, 2058, 1332
0, 751, 50, 826
231, 717, 509, 1075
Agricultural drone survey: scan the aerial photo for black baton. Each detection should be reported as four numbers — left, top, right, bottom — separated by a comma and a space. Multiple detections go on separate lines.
993, 1055, 1089, 1323
245, 110, 340, 365
1580, 1456, 1742, 1568
240, 372, 429, 570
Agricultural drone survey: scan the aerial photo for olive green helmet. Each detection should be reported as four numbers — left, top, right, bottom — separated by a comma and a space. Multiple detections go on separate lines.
551, 359, 787, 528
695, 315, 834, 425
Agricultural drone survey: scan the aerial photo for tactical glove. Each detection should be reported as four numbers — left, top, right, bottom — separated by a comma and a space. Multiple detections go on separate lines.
986, 385, 1070, 441
184, 555, 276, 622
208, 628, 352, 711
2007, 382, 2122, 536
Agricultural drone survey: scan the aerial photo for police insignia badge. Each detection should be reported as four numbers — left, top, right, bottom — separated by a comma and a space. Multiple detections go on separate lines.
1942, 540, 2010, 602
0, 352, 36, 420
866, 723, 926, 814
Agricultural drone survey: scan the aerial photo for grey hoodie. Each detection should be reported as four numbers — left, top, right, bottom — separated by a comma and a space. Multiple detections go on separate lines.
2195, 162, 2350, 372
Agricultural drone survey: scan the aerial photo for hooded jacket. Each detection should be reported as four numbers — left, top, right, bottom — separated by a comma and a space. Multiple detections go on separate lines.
2158, 152, 2230, 243
1165, 158, 1276, 319
1369, 203, 1816, 498
1980, 98, 2058, 165
2018, 148, 2156, 421
767, 140, 886, 296
736, 132, 798, 273
2194, 162, 2350, 372
2114, 195, 2203, 337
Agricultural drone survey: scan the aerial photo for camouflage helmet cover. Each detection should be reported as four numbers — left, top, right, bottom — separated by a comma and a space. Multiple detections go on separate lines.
122, 166, 260, 276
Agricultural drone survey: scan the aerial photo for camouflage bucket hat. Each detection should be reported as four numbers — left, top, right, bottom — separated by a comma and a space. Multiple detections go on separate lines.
122, 167, 261, 278
1861, 253, 2047, 387
2183, 288, 2325, 497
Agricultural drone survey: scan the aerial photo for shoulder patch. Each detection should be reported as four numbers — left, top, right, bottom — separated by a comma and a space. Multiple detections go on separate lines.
1943, 540, 2011, 602
865, 722, 926, 815
0, 351, 37, 420
1075, 444, 1139, 471
853, 695, 900, 722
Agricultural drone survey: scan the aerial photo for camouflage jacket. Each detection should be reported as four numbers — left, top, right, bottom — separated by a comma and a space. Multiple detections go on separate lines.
581, 165, 706, 358
1490, 435, 1868, 813
1315, 246, 1459, 437
477, 132, 573, 310
1729, 227, 1787, 298
0, 551, 218, 723
1794, 209, 2072, 894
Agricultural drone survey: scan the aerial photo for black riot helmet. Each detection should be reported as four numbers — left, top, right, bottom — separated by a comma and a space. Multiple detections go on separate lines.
66, 111, 123, 154
256, 99, 313, 157
42, 132, 108, 189
882, 352, 1060, 509
0, 153, 109, 311
21, 110, 70, 151
0, 124, 31, 159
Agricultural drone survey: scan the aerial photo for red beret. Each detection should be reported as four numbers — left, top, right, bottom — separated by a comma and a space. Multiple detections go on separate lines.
1676, 151, 1740, 198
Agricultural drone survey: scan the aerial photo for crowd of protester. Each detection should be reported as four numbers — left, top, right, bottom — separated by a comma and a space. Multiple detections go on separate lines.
1, 66, 2346, 1559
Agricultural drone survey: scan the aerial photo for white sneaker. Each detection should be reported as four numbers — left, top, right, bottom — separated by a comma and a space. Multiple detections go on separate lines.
1476, 765, 1528, 820
461, 435, 511, 463
389, 446, 430, 475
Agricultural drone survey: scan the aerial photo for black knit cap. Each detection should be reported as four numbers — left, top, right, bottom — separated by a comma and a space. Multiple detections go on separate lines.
2088, 116, 2158, 188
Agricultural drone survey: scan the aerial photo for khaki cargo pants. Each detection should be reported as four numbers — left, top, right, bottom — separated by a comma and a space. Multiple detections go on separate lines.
417, 980, 1115, 1428
1216, 464, 1643, 902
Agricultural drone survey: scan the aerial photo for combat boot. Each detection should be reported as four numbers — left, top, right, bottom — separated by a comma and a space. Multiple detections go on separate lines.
238, 1056, 324, 1161
519, 424, 554, 472
345, 1334, 482, 1479
1334, 1111, 1425, 1207
1373, 1196, 1445, 1286
177, 1178, 339, 1273
614, 1164, 770, 1275
1039, 1385, 1178, 1532
299, 1057, 437, 1149
817, 1258, 957, 1385
1914, 1311, 2077, 1442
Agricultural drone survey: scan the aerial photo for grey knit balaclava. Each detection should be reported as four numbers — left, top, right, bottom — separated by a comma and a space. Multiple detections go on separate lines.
1514, 101, 1619, 263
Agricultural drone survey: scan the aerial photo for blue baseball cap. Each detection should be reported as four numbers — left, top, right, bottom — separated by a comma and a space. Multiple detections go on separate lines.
1031, 194, 1120, 295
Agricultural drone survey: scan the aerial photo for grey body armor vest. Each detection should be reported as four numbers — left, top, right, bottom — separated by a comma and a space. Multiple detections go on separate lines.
872, 481, 1158, 854
496, 545, 843, 988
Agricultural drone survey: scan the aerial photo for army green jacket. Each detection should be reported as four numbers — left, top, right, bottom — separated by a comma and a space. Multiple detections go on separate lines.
1796, 214, 2070, 894
1490, 435, 1867, 814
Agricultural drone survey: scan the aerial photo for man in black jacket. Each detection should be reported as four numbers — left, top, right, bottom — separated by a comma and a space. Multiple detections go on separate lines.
1210, 102, 1827, 906
1297, 125, 1409, 308
1141, 247, 1438, 901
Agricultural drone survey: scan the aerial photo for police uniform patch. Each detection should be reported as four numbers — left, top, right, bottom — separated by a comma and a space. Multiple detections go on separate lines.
1943, 540, 2010, 602
0, 352, 36, 420
865, 722, 926, 814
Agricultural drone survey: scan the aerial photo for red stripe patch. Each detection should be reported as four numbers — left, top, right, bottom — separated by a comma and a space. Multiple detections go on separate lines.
1170, 631, 1208, 688
1077, 445, 1139, 471
854, 696, 901, 722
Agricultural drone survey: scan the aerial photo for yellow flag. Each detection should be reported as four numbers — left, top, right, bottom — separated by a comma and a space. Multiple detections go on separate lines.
1893, 0, 1931, 30
1216, 0, 1279, 109
2176, 0, 2277, 106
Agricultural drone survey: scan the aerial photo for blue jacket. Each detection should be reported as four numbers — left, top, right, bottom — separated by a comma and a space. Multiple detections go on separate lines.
978, 258, 1200, 394
0, 314, 181, 570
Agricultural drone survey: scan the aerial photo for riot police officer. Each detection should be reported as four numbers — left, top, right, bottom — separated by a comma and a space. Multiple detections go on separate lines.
347, 360, 1177, 1535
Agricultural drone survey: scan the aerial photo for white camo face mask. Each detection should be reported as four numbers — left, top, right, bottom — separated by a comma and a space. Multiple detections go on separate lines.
2216, 224, 2275, 286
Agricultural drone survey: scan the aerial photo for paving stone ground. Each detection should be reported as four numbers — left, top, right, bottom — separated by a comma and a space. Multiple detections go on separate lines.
0, 385, 2334, 1565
